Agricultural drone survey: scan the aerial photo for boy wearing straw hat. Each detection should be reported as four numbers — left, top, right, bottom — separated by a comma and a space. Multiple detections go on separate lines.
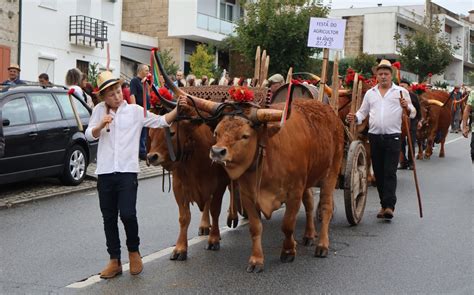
85, 71, 187, 279
346, 59, 416, 220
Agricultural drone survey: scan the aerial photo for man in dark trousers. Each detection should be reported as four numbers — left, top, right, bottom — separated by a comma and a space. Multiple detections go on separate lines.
130, 64, 150, 160
346, 60, 416, 219
398, 79, 421, 170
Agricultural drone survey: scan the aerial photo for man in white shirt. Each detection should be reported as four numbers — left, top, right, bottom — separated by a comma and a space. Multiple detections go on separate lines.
346, 60, 416, 220
85, 71, 187, 279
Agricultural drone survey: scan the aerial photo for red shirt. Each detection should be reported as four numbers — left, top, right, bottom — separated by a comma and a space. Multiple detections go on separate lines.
122, 87, 131, 104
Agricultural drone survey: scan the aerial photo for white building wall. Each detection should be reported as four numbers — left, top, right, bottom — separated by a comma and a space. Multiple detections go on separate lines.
20, 0, 122, 84
363, 13, 397, 55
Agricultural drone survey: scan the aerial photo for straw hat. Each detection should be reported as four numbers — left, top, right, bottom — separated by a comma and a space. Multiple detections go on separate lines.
8, 64, 21, 71
95, 71, 123, 94
268, 74, 284, 85
372, 59, 397, 75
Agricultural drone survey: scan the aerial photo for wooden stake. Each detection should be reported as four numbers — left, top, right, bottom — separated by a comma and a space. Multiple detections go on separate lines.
318, 48, 330, 102
254, 46, 261, 86
349, 73, 359, 138
262, 55, 269, 84
330, 52, 339, 114
259, 50, 267, 87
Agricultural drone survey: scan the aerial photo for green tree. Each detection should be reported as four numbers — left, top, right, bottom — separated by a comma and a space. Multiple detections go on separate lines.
88, 62, 99, 87
353, 52, 377, 78
189, 44, 215, 78
223, 0, 329, 75
394, 18, 457, 83
159, 48, 179, 75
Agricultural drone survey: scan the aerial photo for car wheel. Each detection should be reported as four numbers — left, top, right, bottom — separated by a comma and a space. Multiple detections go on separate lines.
60, 145, 88, 186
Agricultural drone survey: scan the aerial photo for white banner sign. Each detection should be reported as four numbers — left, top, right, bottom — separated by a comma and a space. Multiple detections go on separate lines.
307, 18, 347, 50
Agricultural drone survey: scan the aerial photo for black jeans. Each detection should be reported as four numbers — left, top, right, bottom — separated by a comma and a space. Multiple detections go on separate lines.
98, 172, 139, 259
369, 133, 401, 210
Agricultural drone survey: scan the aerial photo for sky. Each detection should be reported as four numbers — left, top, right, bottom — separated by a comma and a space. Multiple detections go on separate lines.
324, 0, 473, 16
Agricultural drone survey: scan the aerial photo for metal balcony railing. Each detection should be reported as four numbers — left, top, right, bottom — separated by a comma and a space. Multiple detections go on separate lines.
197, 13, 235, 35
69, 15, 108, 49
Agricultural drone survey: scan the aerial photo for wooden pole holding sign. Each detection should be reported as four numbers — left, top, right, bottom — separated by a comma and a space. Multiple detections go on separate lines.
317, 48, 329, 102
349, 73, 359, 138
330, 52, 339, 113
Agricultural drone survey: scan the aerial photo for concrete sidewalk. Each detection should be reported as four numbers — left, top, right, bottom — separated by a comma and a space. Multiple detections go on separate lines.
0, 161, 165, 209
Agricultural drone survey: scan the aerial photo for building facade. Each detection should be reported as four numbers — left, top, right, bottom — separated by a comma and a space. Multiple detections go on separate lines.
19, 0, 122, 84
330, 4, 474, 86
0, 0, 20, 82
122, 0, 243, 76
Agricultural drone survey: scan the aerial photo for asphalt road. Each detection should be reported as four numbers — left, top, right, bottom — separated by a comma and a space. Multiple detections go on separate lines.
0, 133, 472, 294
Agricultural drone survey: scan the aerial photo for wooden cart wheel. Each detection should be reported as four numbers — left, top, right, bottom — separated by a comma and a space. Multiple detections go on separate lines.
344, 140, 368, 225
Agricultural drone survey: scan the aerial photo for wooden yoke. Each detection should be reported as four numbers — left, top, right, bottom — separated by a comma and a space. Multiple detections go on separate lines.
349, 73, 359, 138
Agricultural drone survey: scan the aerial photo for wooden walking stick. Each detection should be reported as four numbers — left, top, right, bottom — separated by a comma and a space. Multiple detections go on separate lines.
400, 91, 423, 218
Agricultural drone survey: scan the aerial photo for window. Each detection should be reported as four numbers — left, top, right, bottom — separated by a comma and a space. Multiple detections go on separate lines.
56, 94, 90, 118
29, 94, 62, 122
76, 60, 89, 77
3, 98, 31, 126
38, 58, 54, 83
219, 1, 234, 21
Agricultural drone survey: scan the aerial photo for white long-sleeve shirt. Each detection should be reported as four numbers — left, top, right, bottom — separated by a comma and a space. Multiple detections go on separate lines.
355, 83, 416, 135
85, 101, 169, 175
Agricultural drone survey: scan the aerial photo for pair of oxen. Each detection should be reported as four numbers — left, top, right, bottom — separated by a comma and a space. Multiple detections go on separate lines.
146, 62, 345, 273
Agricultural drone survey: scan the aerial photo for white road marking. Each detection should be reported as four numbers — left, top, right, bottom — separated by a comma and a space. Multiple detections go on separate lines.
66, 219, 250, 289
444, 136, 464, 145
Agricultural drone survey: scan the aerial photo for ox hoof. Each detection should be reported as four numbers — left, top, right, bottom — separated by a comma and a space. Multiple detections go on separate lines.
302, 237, 315, 246
424, 155, 431, 160
227, 217, 239, 228
314, 246, 329, 258
280, 252, 296, 263
170, 251, 187, 261
439, 153, 445, 158
198, 227, 210, 236
205, 242, 220, 251
246, 264, 264, 273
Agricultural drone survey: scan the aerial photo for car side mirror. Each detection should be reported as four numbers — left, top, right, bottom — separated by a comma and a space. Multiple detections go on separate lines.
2, 119, 10, 126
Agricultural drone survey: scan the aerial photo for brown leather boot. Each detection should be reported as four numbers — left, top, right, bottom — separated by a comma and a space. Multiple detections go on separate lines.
376, 208, 386, 219
129, 251, 143, 275
99, 259, 122, 279
383, 208, 394, 219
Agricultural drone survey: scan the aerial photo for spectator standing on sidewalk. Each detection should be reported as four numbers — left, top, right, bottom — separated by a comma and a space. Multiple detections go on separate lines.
2, 64, 25, 85
65, 68, 94, 107
38, 73, 51, 86
450, 86, 463, 133
85, 71, 188, 279
129, 64, 150, 160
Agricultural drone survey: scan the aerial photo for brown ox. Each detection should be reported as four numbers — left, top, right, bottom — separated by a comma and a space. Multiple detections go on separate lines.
146, 108, 238, 260
417, 90, 452, 159
200, 98, 344, 272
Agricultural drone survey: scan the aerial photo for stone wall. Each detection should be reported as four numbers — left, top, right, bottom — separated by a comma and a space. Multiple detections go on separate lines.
122, 0, 182, 70
0, 0, 19, 63
344, 16, 364, 58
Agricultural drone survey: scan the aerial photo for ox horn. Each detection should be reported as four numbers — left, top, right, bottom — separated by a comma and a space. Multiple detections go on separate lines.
153, 49, 221, 114
250, 108, 283, 123
426, 99, 444, 107
293, 72, 348, 97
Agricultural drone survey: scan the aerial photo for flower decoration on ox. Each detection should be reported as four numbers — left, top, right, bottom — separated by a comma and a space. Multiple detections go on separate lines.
411, 83, 427, 96
228, 86, 254, 103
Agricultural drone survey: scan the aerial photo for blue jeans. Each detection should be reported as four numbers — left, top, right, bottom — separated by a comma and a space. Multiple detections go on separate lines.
139, 127, 148, 157
98, 173, 139, 259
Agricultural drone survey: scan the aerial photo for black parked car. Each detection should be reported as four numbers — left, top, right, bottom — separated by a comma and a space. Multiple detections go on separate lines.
0, 84, 97, 186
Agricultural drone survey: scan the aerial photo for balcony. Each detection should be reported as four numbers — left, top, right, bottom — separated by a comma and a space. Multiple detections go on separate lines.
69, 15, 108, 49
197, 13, 235, 36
